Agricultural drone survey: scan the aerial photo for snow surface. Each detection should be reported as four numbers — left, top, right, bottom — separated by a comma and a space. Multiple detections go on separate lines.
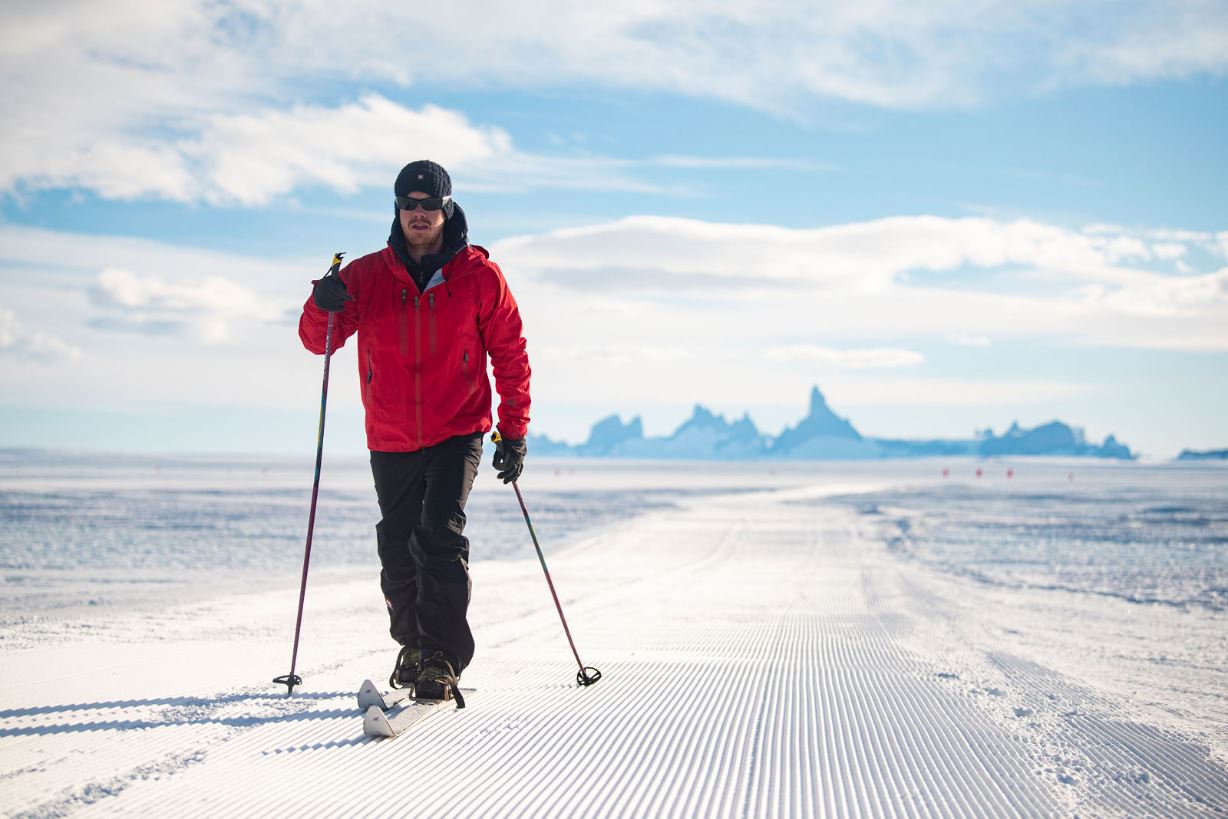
2, 457, 1227, 816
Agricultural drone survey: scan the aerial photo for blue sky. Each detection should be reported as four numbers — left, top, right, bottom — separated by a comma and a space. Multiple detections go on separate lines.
1, 1, 1226, 459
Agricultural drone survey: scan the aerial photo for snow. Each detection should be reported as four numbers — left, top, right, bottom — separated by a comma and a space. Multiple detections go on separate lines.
2, 456, 1227, 816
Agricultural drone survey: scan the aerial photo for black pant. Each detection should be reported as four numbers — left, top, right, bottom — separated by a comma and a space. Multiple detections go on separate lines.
371, 432, 483, 673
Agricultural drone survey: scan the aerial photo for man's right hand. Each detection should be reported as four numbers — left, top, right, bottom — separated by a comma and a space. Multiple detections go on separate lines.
312, 274, 352, 312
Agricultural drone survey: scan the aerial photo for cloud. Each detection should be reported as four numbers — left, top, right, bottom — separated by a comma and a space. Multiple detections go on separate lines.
767, 345, 925, 369
0, 307, 82, 363
1146, 228, 1218, 244
531, 264, 785, 293
649, 156, 834, 171
1, 89, 775, 205
946, 334, 992, 347
191, 98, 513, 206
1059, 2, 1228, 86
1073, 268, 1228, 318
1, 92, 648, 206
0, 218, 1220, 458
3, 1, 1226, 203
89, 267, 289, 344
827, 377, 1096, 408
501, 214, 1223, 289
1150, 243, 1189, 261
2, 218, 319, 264
269, 2, 1228, 109
500, 214, 1228, 352
539, 343, 688, 366
0, 226, 351, 414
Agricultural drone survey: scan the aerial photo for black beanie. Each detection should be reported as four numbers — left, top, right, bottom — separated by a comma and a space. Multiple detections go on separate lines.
395, 160, 451, 198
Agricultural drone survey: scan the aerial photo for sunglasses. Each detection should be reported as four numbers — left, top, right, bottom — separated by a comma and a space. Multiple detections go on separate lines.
395, 195, 451, 212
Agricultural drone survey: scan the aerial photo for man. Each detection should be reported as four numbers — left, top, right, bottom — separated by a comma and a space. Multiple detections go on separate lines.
298, 159, 530, 701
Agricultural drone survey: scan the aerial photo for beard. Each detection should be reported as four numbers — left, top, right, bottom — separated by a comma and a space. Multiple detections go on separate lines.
403, 219, 444, 253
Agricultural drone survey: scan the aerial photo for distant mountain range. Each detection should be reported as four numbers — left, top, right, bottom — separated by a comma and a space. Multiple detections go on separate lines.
528, 386, 1136, 460
1176, 448, 1228, 461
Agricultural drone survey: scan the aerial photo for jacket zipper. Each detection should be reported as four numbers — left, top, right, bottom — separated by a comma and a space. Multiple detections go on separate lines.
428, 291, 437, 356
414, 294, 423, 449
399, 288, 408, 357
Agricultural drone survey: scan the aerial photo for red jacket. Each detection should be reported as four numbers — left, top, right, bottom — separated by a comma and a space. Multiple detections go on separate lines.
298, 245, 530, 452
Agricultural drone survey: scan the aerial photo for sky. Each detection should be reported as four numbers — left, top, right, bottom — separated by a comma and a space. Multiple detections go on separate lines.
1, 1, 1226, 460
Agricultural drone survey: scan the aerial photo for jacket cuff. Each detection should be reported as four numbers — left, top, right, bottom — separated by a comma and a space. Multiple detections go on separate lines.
496, 422, 528, 441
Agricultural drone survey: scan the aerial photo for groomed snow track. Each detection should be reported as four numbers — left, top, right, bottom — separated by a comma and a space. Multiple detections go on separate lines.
2, 486, 1226, 816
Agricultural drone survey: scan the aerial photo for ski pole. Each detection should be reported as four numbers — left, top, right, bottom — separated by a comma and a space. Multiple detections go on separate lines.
493, 432, 602, 687
274, 251, 345, 696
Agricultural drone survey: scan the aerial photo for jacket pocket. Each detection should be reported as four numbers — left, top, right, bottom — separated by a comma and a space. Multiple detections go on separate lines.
365, 349, 374, 403
462, 350, 477, 398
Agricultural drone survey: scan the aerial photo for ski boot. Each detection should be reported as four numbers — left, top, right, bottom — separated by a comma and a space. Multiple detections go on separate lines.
415, 651, 465, 707
389, 646, 421, 691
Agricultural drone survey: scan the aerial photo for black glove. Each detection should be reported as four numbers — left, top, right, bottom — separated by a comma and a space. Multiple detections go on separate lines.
312, 273, 351, 312
493, 435, 527, 484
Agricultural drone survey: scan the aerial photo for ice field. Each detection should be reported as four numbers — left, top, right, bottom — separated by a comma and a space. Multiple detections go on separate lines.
1, 453, 1226, 816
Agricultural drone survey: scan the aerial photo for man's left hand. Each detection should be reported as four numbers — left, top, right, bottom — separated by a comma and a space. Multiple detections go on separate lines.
493, 436, 527, 484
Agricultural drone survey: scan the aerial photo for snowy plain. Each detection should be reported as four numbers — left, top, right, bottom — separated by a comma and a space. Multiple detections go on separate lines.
1, 452, 1227, 816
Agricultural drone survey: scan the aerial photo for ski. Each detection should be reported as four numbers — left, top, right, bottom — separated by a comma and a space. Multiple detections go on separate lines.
363, 699, 455, 739
357, 678, 409, 711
